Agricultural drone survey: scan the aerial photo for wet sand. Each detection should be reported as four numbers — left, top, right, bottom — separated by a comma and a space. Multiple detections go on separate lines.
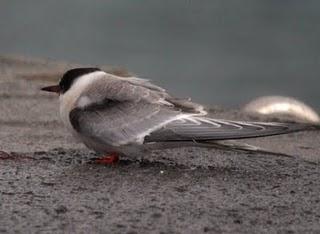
0, 55, 319, 233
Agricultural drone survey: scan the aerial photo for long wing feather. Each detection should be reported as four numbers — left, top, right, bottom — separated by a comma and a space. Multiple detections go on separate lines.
144, 116, 312, 142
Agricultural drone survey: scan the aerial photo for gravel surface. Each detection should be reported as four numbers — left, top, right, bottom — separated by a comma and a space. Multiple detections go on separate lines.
0, 56, 319, 234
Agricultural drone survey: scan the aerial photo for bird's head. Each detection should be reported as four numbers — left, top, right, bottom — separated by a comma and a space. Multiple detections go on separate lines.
41, 67, 101, 95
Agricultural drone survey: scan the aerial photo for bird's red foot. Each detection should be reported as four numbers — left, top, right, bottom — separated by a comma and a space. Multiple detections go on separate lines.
94, 152, 119, 165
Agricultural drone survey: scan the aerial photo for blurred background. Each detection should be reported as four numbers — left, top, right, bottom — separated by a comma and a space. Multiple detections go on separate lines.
0, 0, 319, 108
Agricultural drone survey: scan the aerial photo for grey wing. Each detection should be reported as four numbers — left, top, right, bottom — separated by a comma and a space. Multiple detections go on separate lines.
69, 73, 310, 146
69, 100, 184, 146
69, 75, 200, 146
145, 116, 312, 142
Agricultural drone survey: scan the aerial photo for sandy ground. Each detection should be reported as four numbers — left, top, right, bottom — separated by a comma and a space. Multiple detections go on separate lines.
0, 55, 320, 234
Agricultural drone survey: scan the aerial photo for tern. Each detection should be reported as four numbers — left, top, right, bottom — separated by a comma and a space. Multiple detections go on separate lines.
41, 68, 314, 163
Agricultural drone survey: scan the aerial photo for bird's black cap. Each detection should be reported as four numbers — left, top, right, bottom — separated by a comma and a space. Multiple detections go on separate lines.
59, 67, 101, 93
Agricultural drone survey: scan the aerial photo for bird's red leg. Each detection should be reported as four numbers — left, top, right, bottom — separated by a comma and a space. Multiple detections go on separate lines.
94, 152, 119, 165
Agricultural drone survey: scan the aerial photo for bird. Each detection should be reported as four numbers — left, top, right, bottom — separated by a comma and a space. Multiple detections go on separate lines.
41, 67, 315, 163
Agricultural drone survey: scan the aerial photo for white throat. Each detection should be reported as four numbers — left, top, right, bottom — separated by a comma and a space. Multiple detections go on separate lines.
59, 71, 106, 129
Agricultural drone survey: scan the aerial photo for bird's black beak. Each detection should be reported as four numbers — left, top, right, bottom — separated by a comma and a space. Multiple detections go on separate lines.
41, 85, 61, 94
